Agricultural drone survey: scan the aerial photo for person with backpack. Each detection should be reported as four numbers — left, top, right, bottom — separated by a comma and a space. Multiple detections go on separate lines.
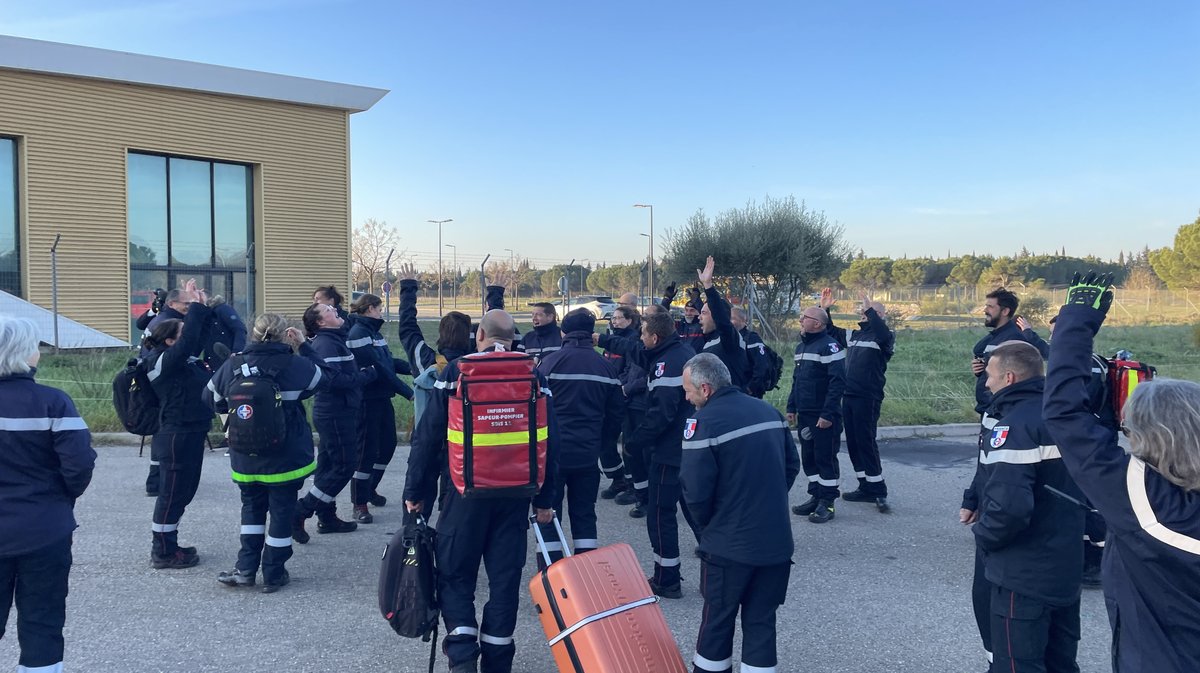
347, 292, 414, 524
731, 307, 775, 399
202, 294, 247, 369
142, 287, 213, 569
0, 316, 96, 673
202, 313, 328, 593
403, 310, 560, 673
291, 302, 379, 544
695, 257, 750, 391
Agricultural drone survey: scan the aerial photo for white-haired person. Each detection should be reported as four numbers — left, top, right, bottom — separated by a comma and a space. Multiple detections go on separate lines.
1044, 272, 1200, 671
0, 316, 96, 672
203, 314, 327, 593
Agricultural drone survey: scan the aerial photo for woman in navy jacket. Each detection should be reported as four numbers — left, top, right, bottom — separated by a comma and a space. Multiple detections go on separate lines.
346, 292, 413, 523
143, 286, 213, 569
203, 313, 327, 593
1045, 275, 1200, 672
0, 316, 96, 672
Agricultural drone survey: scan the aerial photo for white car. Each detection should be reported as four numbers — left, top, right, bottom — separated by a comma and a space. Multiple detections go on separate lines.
558, 295, 617, 320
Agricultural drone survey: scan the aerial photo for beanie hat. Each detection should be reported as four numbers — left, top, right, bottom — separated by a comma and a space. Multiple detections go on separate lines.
561, 311, 596, 335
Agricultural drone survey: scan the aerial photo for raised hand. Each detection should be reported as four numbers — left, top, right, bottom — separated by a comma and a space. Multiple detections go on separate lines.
820, 287, 834, 310
1015, 316, 1031, 331
696, 256, 715, 289
398, 261, 418, 281
1066, 271, 1114, 314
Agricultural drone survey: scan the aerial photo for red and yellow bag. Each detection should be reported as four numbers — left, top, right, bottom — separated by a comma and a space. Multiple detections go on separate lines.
447, 352, 548, 498
1108, 358, 1156, 419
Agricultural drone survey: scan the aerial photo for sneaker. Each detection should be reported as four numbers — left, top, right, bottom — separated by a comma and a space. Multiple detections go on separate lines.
842, 489, 873, 503
261, 571, 290, 594
648, 577, 683, 599
875, 497, 891, 514
369, 493, 387, 507
808, 500, 835, 524
599, 480, 628, 500
792, 497, 818, 516
216, 569, 255, 587
292, 516, 311, 545
152, 549, 199, 569
614, 489, 640, 506
317, 515, 358, 534
353, 505, 374, 524
628, 503, 646, 519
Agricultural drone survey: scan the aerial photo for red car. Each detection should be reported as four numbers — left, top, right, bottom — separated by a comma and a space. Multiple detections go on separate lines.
130, 290, 154, 318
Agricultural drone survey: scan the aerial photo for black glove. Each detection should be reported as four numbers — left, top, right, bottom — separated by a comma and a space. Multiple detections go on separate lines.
152, 288, 167, 313
687, 286, 702, 301
1066, 271, 1113, 314
663, 282, 678, 302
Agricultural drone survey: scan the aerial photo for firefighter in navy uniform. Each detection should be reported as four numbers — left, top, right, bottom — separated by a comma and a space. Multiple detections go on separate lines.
520, 302, 563, 363
731, 307, 771, 399
971, 341, 1084, 673
604, 304, 649, 515
820, 288, 894, 512
203, 314, 328, 593
971, 288, 1049, 415
534, 309, 623, 563
695, 257, 750, 390
787, 306, 847, 524
663, 282, 706, 353
680, 353, 799, 673
403, 310, 559, 673
292, 302, 378, 543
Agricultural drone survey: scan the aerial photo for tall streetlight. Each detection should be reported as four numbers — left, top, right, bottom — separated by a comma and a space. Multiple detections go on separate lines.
445, 243, 458, 308
639, 233, 652, 300
634, 204, 654, 298
504, 247, 516, 306
428, 218, 453, 315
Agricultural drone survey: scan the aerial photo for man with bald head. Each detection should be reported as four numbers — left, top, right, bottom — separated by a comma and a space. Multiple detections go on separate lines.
786, 303, 846, 523
404, 308, 560, 673
819, 289, 895, 512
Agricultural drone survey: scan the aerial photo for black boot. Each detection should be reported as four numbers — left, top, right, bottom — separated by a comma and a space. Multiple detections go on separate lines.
292, 511, 311, 545
792, 497, 818, 516
316, 507, 358, 534
217, 568, 255, 587
599, 477, 628, 500
808, 500, 835, 523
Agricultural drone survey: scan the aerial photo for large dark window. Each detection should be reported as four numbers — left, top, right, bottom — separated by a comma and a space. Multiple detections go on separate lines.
0, 137, 18, 297
128, 152, 254, 338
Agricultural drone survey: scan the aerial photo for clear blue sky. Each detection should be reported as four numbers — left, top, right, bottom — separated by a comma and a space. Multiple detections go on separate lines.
6, 0, 1199, 272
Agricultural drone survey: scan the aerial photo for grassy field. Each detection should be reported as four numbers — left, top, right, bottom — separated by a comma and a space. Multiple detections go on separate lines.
38, 321, 1200, 436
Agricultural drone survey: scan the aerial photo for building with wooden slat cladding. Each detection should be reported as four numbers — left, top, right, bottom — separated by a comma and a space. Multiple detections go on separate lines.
0, 35, 388, 343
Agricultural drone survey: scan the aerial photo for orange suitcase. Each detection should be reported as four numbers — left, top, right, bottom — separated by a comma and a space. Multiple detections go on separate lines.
528, 516, 688, 673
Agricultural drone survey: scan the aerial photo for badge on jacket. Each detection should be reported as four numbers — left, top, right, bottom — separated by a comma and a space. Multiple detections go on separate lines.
683, 418, 697, 439
829, 343, 840, 353
989, 426, 1010, 448
655, 362, 665, 377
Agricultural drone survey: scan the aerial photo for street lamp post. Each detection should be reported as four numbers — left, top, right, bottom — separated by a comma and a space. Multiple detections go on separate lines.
445, 243, 458, 308
504, 248, 516, 307
634, 204, 654, 299
639, 233, 652, 302
428, 218, 453, 315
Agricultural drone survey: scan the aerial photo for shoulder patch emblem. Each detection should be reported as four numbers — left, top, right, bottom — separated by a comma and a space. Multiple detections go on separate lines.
989, 426, 1010, 449
828, 342, 840, 353
683, 418, 697, 439
756, 344, 765, 355
655, 361, 666, 377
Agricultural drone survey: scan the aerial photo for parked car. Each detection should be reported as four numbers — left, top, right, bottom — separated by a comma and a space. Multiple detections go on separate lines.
130, 290, 154, 318
557, 295, 617, 320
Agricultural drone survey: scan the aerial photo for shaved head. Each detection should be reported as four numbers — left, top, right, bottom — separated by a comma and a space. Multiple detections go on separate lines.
618, 292, 638, 306
479, 309, 516, 345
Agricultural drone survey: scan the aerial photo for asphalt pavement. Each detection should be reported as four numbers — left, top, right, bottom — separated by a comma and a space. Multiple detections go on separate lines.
1, 435, 1113, 673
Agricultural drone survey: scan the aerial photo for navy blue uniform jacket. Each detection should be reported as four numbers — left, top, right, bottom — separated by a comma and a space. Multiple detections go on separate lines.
1045, 305, 1200, 671
309, 325, 376, 418
972, 320, 1049, 414
520, 322, 563, 363
827, 307, 893, 401
0, 371, 96, 556
604, 323, 648, 412
348, 315, 413, 401
628, 334, 694, 467
680, 386, 799, 566
786, 330, 846, 422
700, 287, 749, 390
145, 302, 215, 433
971, 376, 1084, 606
536, 333, 624, 470
740, 327, 771, 398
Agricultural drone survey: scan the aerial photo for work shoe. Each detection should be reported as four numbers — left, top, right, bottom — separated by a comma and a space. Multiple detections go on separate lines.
216, 569, 255, 587
792, 497, 818, 516
449, 660, 478, 673
648, 577, 683, 599
614, 489, 641, 506
353, 505, 374, 524
628, 502, 646, 519
292, 515, 311, 545
317, 514, 358, 534
261, 571, 290, 594
841, 489, 873, 503
369, 493, 387, 507
599, 479, 628, 500
808, 500, 835, 524
874, 497, 891, 514
152, 548, 199, 569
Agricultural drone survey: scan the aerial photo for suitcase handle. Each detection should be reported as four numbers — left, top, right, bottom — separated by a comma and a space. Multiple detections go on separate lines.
530, 513, 573, 567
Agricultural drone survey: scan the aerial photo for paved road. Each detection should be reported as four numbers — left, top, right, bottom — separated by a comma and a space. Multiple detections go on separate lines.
2, 436, 1112, 673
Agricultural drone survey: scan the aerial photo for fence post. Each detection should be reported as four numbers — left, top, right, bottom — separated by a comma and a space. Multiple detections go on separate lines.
479, 254, 491, 315
50, 233, 61, 353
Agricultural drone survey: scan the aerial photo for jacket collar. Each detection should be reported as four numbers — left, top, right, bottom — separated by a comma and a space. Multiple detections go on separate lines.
563, 332, 593, 347
988, 376, 1045, 414
645, 332, 680, 357
801, 330, 825, 344
244, 341, 292, 356
0, 370, 36, 383
533, 322, 559, 338
358, 315, 385, 331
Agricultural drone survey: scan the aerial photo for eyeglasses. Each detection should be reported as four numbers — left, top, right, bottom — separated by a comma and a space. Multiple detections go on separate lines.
1119, 425, 1131, 437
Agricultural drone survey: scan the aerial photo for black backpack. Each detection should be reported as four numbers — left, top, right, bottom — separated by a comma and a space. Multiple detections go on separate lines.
224, 355, 287, 456
379, 515, 439, 671
112, 358, 160, 436
762, 344, 784, 391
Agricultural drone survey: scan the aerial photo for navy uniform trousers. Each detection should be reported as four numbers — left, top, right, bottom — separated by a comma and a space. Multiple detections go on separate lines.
151, 429, 207, 557
647, 461, 683, 587
795, 412, 842, 501
537, 465, 601, 566
621, 411, 650, 504
0, 534, 73, 671
692, 553, 791, 673
438, 490, 529, 673
353, 398, 396, 506
237, 479, 302, 584
298, 413, 357, 517
843, 396, 888, 497
988, 585, 1081, 673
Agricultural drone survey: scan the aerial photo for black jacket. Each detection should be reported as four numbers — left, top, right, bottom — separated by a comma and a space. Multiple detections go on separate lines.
145, 303, 215, 433
827, 307, 894, 401
138, 305, 187, 358
627, 334, 695, 466
971, 376, 1084, 606
786, 330, 846, 421
537, 333, 624, 469
204, 301, 247, 362
740, 326, 771, 398
972, 320, 1050, 414
604, 323, 648, 412
675, 316, 705, 353
203, 341, 327, 484
520, 322, 563, 363
1045, 305, 1200, 671
0, 371, 96, 556
347, 315, 413, 400
700, 287, 749, 390
309, 325, 377, 417
680, 386, 800, 566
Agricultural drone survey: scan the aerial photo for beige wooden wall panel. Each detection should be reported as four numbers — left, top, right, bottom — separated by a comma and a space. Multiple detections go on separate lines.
0, 69, 353, 340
